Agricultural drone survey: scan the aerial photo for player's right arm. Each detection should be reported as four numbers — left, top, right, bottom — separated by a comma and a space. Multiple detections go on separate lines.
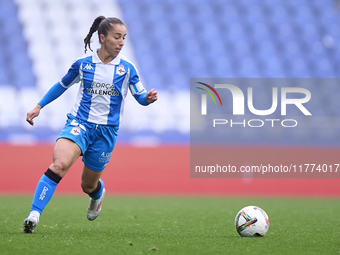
26, 104, 42, 126
26, 58, 83, 126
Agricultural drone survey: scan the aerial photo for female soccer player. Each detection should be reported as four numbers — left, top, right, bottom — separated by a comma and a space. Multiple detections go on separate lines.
23, 16, 157, 233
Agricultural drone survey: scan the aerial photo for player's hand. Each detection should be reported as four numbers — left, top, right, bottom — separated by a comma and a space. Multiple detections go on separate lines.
26, 104, 42, 126
146, 88, 157, 104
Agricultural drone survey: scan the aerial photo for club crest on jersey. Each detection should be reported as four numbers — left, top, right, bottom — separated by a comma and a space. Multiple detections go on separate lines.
70, 126, 81, 135
116, 65, 126, 75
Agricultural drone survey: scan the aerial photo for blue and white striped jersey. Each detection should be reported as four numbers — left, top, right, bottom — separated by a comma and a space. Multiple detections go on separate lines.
60, 50, 147, 126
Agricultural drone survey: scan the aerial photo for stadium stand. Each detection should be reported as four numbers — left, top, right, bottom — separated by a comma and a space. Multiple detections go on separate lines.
0, 0, 340, 144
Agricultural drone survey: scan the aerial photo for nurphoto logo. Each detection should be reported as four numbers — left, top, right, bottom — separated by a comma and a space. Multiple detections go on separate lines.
196, 82, 312, 128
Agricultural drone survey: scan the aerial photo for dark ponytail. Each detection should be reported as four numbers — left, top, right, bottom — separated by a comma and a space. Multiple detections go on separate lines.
84, 16, 125, 53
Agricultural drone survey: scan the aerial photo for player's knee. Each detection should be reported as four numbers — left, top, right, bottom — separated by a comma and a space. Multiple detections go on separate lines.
49, 161, 69, 177
81, 181, 96, 194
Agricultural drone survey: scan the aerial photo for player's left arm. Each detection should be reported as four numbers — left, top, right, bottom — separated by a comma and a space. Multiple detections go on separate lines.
129, 82, 157, 106
129, 63, 157, 105
145, 88, 157, 104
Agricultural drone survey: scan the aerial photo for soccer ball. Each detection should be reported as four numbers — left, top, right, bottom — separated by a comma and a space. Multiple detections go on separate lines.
235, 206, 269, 237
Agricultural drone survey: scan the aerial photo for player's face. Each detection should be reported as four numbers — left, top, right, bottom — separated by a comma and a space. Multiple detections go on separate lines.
101, 24, 126, 57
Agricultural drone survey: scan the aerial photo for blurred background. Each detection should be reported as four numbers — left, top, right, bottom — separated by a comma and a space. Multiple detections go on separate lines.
0, 0, 340, 196
1, 0, 340, 145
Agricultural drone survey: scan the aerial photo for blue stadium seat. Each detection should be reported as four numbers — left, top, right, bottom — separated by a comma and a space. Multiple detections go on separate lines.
2, 17, 22, 37
0, 0, 17, 19
286, 0, 310, 8
175, 20, 196, 41
312, 58, 336, 77
237, 57, 261, 78
312, 0, 336, 9
261, 58, 287, 78
218, 9, 241, 31
0, 0, 36, 89
0, 53, 9, 84
223, 22, 249, 43
250, 22, 272, 43
203, 55, 235, 77
16, 72, 36, 88
289, 58, 313, 77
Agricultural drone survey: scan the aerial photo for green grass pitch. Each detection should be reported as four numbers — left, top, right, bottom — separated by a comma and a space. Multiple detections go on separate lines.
0, 196, 339, 255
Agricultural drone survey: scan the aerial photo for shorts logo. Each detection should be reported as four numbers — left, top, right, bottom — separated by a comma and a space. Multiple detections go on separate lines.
99, 152, 112, 163
116, 65, 126, 75
70, 126, 81, 135
70, 119, 86, 131
70, 119, 78, 126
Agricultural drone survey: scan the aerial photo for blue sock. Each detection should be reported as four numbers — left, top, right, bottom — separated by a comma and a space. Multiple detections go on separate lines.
89, 179, 104, 200
30, 169, 61, 214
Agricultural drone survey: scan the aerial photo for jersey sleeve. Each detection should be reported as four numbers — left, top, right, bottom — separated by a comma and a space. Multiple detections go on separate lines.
38, 58, 83, 108
128, 64, 149, 105
38, 82, 67, 108
60, 58, 82, 88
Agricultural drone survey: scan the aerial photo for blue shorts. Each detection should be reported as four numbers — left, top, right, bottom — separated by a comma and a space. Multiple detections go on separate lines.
57, 113, 119, 171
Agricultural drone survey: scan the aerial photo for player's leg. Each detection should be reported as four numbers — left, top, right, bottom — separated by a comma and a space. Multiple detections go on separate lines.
81, 165, 106, 220
23, 138, 81, 233
50, 138, 82, 177
81, 125, 118, 220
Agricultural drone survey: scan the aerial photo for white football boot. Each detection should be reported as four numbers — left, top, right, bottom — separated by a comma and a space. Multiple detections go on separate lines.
23, 210, 40, 233
87, 188, 106, 221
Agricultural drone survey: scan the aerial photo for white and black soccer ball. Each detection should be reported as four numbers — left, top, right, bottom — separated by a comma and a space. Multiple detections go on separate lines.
235, 206, 269, 237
